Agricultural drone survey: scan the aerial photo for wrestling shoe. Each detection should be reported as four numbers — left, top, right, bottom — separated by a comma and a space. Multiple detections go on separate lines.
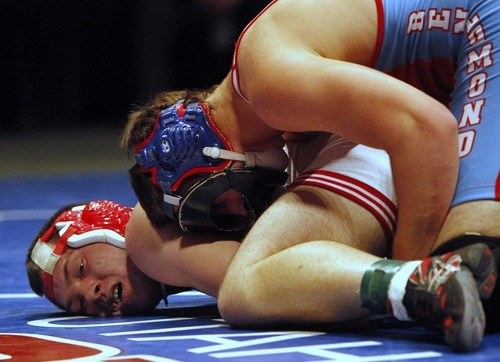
448, 242, 496, 300
430, 235, 500, 332
431, 236, 497, 300
403, 244, 489, 352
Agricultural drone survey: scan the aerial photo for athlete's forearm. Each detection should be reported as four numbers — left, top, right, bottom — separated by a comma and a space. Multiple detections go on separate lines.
391, 116, 458, 260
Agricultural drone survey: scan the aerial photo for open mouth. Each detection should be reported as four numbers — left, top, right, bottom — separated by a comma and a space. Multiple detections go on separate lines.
113, 283, 122, 304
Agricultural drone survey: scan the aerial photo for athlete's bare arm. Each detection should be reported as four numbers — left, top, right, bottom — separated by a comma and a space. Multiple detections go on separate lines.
234, 0, 459, 259
125, 203, 240, 297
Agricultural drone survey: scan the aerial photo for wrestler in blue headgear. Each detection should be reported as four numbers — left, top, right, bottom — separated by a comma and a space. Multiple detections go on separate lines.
134, 100, 289, 233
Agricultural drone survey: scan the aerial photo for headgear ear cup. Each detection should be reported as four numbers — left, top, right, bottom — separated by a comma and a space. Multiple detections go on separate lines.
65, 200, 131, 249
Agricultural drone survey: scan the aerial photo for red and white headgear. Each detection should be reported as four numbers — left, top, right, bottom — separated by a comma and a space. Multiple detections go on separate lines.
30, 200, 132, 305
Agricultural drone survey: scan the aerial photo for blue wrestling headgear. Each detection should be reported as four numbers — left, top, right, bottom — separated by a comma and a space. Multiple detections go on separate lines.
135, 101, 233, 195
134, 100, 289, 232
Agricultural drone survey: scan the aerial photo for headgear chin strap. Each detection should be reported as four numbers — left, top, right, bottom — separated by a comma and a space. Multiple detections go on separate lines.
134, 100, 290, 232
30, 200, 132, 305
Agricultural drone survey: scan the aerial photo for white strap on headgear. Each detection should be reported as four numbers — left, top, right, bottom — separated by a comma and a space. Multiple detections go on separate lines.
203, 147, 246, 162
31, 240, 60, 275
203, 146, 288, 171
164, 194, 181, 206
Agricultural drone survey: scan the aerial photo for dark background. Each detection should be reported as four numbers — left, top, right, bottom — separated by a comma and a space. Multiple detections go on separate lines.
0, 0, 270, 134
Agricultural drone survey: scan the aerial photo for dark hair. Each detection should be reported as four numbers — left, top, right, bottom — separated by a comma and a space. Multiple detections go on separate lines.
129, 164, 167, 228
121, 88, 215, 228
25, 203, 85, 298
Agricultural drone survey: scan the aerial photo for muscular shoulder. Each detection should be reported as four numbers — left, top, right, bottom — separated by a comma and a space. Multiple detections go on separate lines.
238, 0, 377, 64
235, 0, 378, 110
125, 203, 241, 295
125, 203, 196, 288
125, 203, 185, 264
126, 203, 159, 258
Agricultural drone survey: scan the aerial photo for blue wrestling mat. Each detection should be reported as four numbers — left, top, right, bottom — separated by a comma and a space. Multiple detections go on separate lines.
1, 171, 500, 361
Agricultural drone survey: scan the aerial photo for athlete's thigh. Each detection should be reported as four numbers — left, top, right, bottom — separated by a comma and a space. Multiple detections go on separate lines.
230, 185, 388, 269
436, 201, 500, 246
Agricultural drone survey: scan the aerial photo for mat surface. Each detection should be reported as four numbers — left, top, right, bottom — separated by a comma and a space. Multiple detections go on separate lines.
1, 171, 499, 361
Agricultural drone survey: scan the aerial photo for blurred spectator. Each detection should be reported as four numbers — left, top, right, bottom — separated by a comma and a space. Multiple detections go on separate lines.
0, 0, 270, 133
131, 0, 271, 100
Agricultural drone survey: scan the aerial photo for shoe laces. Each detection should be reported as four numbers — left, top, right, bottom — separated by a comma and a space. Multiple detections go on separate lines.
410, 253, 462, 292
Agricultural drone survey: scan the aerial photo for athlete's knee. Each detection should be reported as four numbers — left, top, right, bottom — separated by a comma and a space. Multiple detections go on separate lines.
218, 281, 258, 327
218, 270, 277, 327
217, 292, 239, 326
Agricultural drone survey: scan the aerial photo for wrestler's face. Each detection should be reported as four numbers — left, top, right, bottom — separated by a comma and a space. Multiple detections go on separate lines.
51, 243, 162, 316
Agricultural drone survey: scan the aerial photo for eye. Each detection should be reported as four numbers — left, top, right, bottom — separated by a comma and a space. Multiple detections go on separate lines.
79, 259, 85, 277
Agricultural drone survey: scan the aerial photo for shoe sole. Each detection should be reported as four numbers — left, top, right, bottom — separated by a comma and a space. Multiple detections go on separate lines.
444, 269, 485, 352
458, 243, 496, 300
